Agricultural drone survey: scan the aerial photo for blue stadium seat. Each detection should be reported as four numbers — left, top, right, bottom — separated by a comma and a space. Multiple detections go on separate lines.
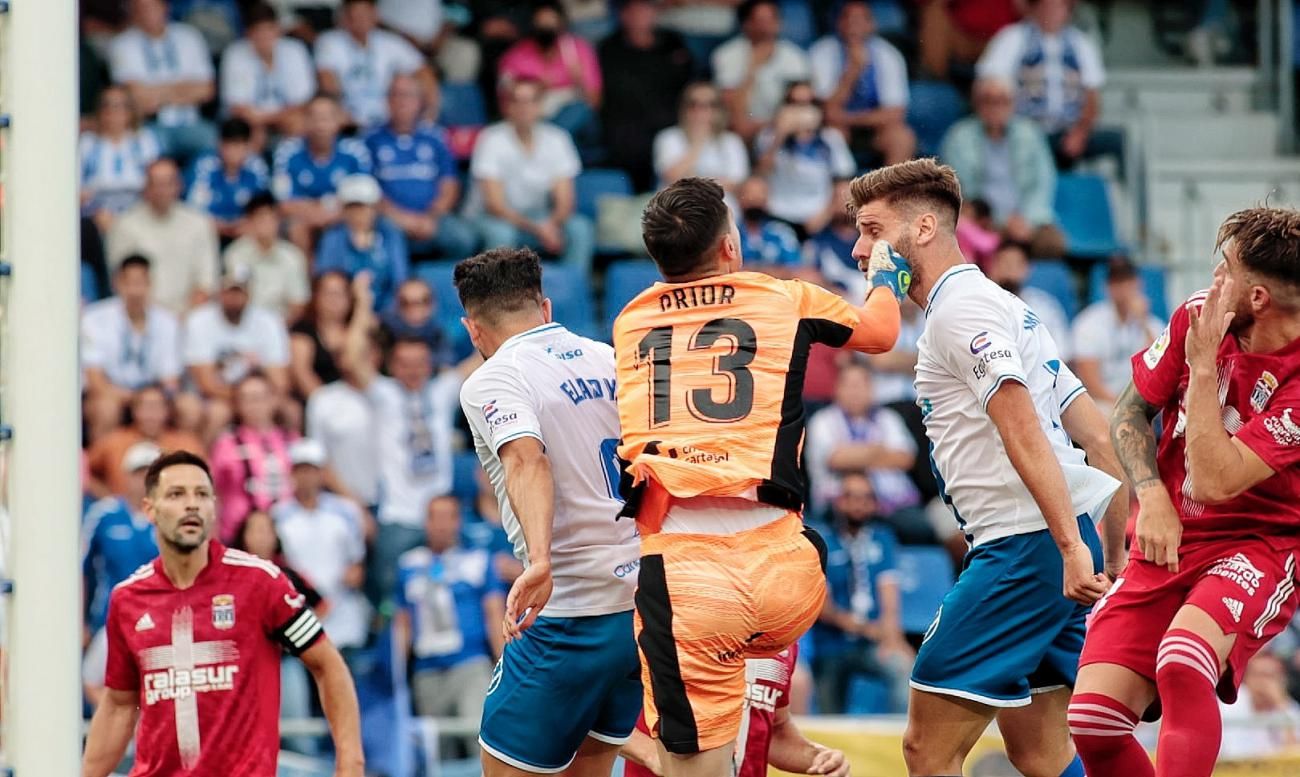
1054, 173, 1121, 260
869, 0, 910, 36
779, 0, 816, 48
1026, 259, 1080, 320
438, 81, 487, 127
895, 546, 954, 635
452, 451, 482, 504
907, 80, 968, 158
542, 264, 598, 337
575, 168, 634, 220
846, 675, 891, 715
603, 259, 662, 333
1087, 263, 1170, 320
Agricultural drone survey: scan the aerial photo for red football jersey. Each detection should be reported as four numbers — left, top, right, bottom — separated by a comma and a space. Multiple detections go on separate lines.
1130, 290, 1300, 550
104, 540, 324, 776
626, 647, 798, 777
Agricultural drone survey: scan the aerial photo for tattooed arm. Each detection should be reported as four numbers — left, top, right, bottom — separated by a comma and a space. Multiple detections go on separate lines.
1110, 381, 1182, 572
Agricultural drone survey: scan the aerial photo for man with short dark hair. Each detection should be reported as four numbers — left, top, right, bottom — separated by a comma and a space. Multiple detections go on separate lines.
315, 0, 433, 128
453, 247, 642, 777
846, 159, 1129, 777
219, 2, 317, 142
614, 176, 900, 774
1073, 207, 1300, 777
1070, 255, 1164, 411
81, 450, 364, 777
711, 0, 810, 141
221, 193, 311, 321
185, 117, 270, 241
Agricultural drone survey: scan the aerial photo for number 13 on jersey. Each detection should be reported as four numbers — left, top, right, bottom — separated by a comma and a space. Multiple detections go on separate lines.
635, 318, 758, 427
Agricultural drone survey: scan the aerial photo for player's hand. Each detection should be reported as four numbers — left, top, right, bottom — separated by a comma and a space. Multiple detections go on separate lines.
1062, 542, 1109, 605
808, 745, 849, 777
1186, 273, 1236, 370
1135, 488, 1182, 573
503, 560, 553, 643
859, 239, 912, 301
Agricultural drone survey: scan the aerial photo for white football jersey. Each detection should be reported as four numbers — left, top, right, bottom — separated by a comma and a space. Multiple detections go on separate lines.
460, 323, 639, 617
915, 265, 1119, 546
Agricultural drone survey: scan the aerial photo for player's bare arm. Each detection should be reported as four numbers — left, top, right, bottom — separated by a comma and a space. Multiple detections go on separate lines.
299, 638, 365, 777
1110, 380, 1183, 571
1185, 275, 1277, 503
1061, 393, 1132, 579
81, 688, 140, 777
766, 708, 850, 777
987, 382, 1110, 604
498, 436, 556, 641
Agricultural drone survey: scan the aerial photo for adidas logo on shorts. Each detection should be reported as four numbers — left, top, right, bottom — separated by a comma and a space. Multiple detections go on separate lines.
1222, 597, 1244, 623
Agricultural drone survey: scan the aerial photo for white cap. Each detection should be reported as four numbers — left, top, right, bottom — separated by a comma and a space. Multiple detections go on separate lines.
123, 441, 162, 473
289, 438, 328, 467
337, 174, 381, 206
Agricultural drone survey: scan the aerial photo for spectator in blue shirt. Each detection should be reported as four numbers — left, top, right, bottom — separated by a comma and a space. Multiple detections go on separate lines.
736, 176, 803, 267
186, 117, 269, 241
365, 74, 478, 261
315, 174, 410, 312
809, 472, 913, 714
394, 494, 505, 754
272, 93, 372, 251
81, 441, 161, 632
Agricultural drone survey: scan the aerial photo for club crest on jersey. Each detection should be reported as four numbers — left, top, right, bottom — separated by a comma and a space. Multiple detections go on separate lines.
211, 594, 236, 630
969, 332, 992, 354
1250, 372, 1278, 413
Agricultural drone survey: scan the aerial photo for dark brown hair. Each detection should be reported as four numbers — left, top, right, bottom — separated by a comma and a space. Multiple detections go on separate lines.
1216, 207, 1300, 291
641, 177, 731, 279
454, 247, 544, 323
144, 450, 213, 496
847, 158, 962, 227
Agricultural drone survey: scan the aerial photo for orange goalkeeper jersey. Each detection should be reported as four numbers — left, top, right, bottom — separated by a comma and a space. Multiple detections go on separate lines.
613, 272, 900, 514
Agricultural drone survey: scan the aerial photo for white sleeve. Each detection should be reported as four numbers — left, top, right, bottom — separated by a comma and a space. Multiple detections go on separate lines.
711, 41, 747, 89
459, 366, 544, 455
258, 312, 291, 368
1073, 31, 1106, 88
875, 40, 909, 107
783, 45, 812, 81
80, 309, 108, 370
548, 129, 582, 180
932, 294, 1029, 411
808, 38, 840, 99
282, 40, 318, 105
1070, 306, 1106, 361
389, 34, 424, 74
1054, 359, 1087, 411
155, 313, 183, 381
875, 407, 916, 455
219, 46, 256, 108
176, 26, 214, 81
314, 33, 348, 76
108, 33, 147, 83
469, 129, 504, 181
183, 312, 217, 366
825, 128, 856, 178
652, 128, 684, 178
975, 25, 1022, 81
724, 133, 751, 182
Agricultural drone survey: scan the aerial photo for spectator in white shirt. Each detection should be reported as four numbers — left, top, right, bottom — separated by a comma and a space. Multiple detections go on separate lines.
1219, 652, 1300, 759
341, 274, 459, 605
711, 0, 811, 142
107, 158, 220, 315
755, 81, 856, 237
984, 240, 1072, 360
470, 78, 594, 276
315, 0, 434, 128
221, 193, 311, 321
219, 2, 317, 145
274, 438, 372, 650
108, 0, 217, 161
811, 0, 915, 167
805, 361, 920, 526
184, 264, 295, 439
976, 0, 1122, 172
652, 82, 750, 212
82, 255, 184, 441
1070, 256, 1164, 411
80, 86, 162, 233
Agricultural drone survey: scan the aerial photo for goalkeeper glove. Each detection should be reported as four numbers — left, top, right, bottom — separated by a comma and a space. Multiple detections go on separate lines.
863, 239, 913, 301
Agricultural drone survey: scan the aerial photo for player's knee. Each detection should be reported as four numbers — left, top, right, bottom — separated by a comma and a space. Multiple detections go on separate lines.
902, 725, 943, 774
1155, 629, 1221, 695
1004, 738, 1071, 777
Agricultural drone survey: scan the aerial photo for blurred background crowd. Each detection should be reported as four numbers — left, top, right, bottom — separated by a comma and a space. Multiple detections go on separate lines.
57, 0, 1300, 771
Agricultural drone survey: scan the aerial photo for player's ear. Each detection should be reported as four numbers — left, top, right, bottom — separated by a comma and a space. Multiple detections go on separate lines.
914, 212, 938, 246
541, 297, 553, 323
461, 315, 482, 350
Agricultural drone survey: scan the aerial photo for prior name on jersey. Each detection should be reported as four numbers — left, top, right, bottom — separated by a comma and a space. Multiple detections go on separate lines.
459, 323, 639, 618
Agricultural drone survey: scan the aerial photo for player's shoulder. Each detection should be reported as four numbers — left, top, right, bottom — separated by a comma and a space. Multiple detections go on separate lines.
220, 547, 284, 580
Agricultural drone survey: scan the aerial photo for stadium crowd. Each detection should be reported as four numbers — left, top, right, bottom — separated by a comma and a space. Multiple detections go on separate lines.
70, 0, 1300, 764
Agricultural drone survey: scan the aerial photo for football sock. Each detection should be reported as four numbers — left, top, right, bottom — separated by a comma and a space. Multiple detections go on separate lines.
1068, 692, 1154, 777
1154, 629, 1223, 777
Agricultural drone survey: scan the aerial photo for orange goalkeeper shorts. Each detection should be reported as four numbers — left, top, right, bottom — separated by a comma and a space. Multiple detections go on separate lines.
634, 511, 827, 754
